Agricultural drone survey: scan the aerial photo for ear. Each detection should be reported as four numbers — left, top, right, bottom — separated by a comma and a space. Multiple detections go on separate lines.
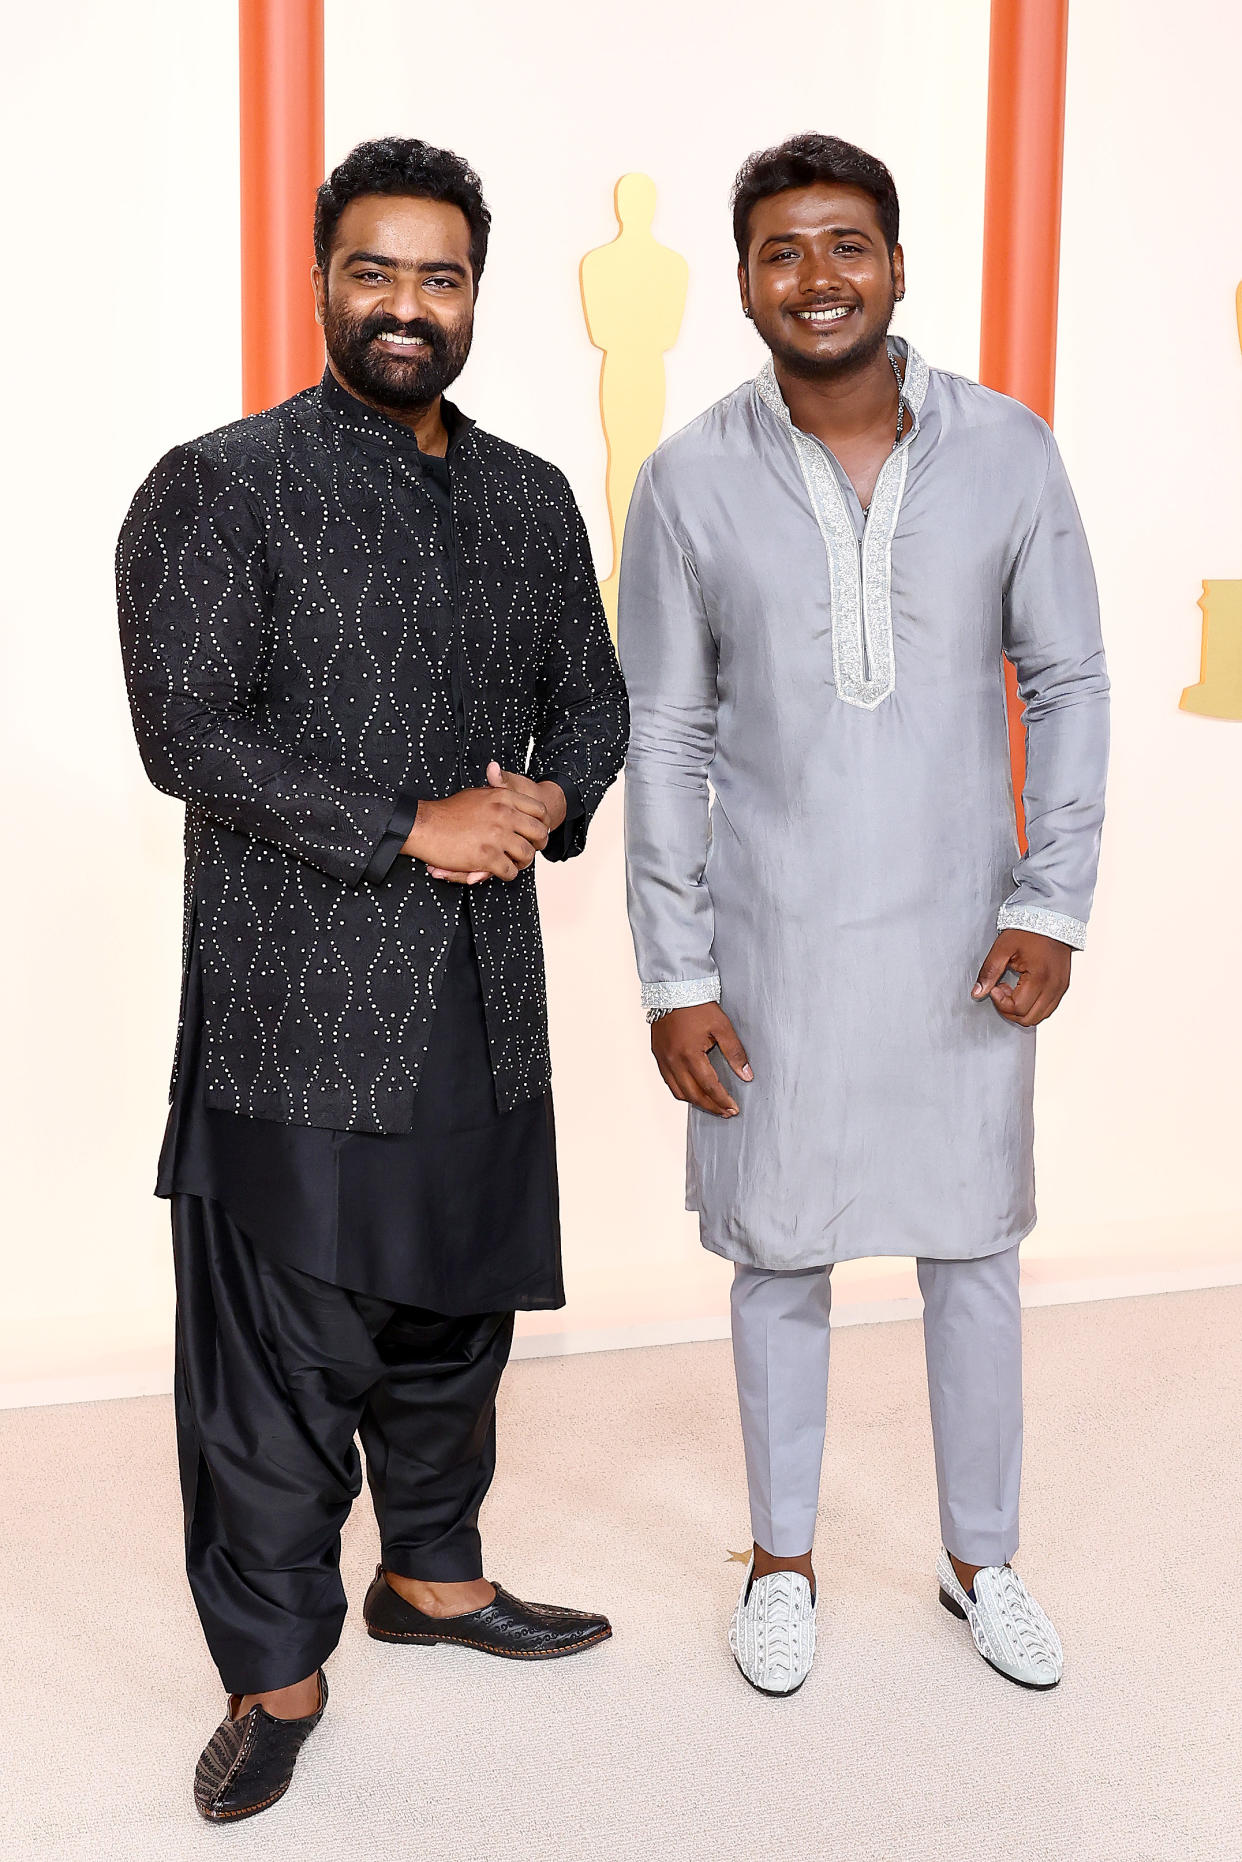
311, 263, 327, 328
891, 243, 906, 303
737, 259, 750, 318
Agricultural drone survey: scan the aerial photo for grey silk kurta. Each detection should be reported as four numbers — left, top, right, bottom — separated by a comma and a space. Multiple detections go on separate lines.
618, 339, 1108, 1269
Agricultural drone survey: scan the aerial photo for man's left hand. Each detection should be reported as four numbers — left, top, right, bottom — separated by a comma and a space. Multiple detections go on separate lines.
426, 763, 567, 883
972, 930, 1072, 1027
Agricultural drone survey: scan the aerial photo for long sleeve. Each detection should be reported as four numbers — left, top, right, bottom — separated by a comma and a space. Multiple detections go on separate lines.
528, 473, 629, 861
363, 792, 422, 883
618, 459, 721, 1018
117, 443, 397, 887
998, 429, 1110, 949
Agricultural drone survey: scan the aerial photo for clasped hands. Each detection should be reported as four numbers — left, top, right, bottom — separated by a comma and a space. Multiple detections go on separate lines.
652, 929, 1073, 1119
401, 761, 566, 884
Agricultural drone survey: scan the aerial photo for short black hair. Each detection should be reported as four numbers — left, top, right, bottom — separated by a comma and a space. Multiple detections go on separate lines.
314, 137, 491, 282
732, 133, 900, 268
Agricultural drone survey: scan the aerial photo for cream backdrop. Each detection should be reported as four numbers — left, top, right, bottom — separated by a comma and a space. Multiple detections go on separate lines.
1, 0, 1238, 1403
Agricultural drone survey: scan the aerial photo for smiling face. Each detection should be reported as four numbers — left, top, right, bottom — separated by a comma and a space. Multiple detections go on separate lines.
739, 183, 904, 381
313, 193, 476, 411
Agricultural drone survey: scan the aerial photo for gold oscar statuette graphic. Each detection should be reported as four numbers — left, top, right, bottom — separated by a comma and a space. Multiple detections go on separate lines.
1179, 282, 1242, 721
581, 175, 689, 637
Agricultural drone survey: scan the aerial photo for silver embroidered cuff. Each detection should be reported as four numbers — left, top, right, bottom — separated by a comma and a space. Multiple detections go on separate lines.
641, 975, 721, 1023
997, 904, 1088, 951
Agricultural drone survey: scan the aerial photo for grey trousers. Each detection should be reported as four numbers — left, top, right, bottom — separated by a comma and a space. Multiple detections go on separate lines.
730, 1247, 1023, 1567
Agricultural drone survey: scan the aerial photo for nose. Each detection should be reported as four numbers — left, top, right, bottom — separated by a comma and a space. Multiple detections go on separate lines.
800, 249, 844, 299
386, 277, 426, 324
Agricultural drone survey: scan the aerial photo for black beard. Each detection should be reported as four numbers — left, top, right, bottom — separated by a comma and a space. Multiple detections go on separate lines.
773, 317, 890, 382
762, 290, 897, 384
324, 304, 473, 410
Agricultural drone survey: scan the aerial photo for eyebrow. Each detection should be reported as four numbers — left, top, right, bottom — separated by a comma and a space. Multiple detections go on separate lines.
758, 226, 872, 249
340, 250, 469, 278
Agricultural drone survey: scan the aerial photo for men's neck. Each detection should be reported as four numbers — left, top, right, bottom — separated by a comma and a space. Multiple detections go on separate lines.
326, 359, 449, 457
773, 340, 901, 447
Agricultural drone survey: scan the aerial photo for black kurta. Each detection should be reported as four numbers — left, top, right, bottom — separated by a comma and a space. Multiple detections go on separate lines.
159, 912, 566, 1312
156, 429, 579, 1313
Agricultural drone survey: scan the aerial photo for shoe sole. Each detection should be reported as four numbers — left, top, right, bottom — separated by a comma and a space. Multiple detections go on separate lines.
196, 1778, 292, 1823
938, 1589, 1060, 1691
365, 1623, 612, 1660
731, 1651, 809, 1698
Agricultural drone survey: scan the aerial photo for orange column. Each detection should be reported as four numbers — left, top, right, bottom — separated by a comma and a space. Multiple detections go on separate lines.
979, 0, 1070, 847
239, 0, 325, 415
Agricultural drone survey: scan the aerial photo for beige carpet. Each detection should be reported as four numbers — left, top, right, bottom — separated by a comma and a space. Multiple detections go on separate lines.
3, 1287, 1240, 1862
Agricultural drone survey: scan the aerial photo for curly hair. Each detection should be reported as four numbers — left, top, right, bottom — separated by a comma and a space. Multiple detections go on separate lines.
314, 137, 491, 281
731, 133, 899, 268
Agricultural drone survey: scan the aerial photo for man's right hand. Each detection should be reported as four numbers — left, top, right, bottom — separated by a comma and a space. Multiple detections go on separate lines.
402, 785, 550, 881
651, 1004, 752, 1118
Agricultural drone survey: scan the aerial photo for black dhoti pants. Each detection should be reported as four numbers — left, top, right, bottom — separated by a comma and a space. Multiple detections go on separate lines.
171, 1194, 515, 1693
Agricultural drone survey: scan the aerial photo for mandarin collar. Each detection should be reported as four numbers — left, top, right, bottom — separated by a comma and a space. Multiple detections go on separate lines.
754, 334, 931, 441
319, 366, 475, 465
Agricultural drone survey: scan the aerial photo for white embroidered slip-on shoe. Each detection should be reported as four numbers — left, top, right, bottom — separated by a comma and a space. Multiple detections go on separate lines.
936, 1547, 1063, 1690
729, 1558, 817, 1696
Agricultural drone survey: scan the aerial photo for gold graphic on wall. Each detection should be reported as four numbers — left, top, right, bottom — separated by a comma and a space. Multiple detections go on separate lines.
1179, 282, 1242, 720
581, 175, 688, 637
1181, 583, 1242, 718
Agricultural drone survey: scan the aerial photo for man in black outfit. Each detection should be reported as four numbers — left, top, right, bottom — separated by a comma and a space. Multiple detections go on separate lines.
117, 138, 628, 1822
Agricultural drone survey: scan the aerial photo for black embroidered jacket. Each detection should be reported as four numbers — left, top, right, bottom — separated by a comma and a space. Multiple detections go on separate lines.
118, 372, 628, 1133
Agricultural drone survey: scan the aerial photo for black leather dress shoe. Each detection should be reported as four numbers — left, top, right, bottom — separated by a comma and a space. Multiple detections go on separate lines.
363, 1566, 611, 1660
193, 1671, 327, 1822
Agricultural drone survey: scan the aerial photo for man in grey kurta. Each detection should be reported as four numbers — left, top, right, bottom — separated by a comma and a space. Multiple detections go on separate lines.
620, 134, 1107, 1697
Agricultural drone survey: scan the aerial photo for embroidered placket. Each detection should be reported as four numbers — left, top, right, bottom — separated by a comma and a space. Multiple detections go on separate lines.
755, 345, 929, 711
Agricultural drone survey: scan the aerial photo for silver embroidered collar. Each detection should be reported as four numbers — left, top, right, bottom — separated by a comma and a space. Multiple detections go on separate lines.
754, 337, 929, 712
